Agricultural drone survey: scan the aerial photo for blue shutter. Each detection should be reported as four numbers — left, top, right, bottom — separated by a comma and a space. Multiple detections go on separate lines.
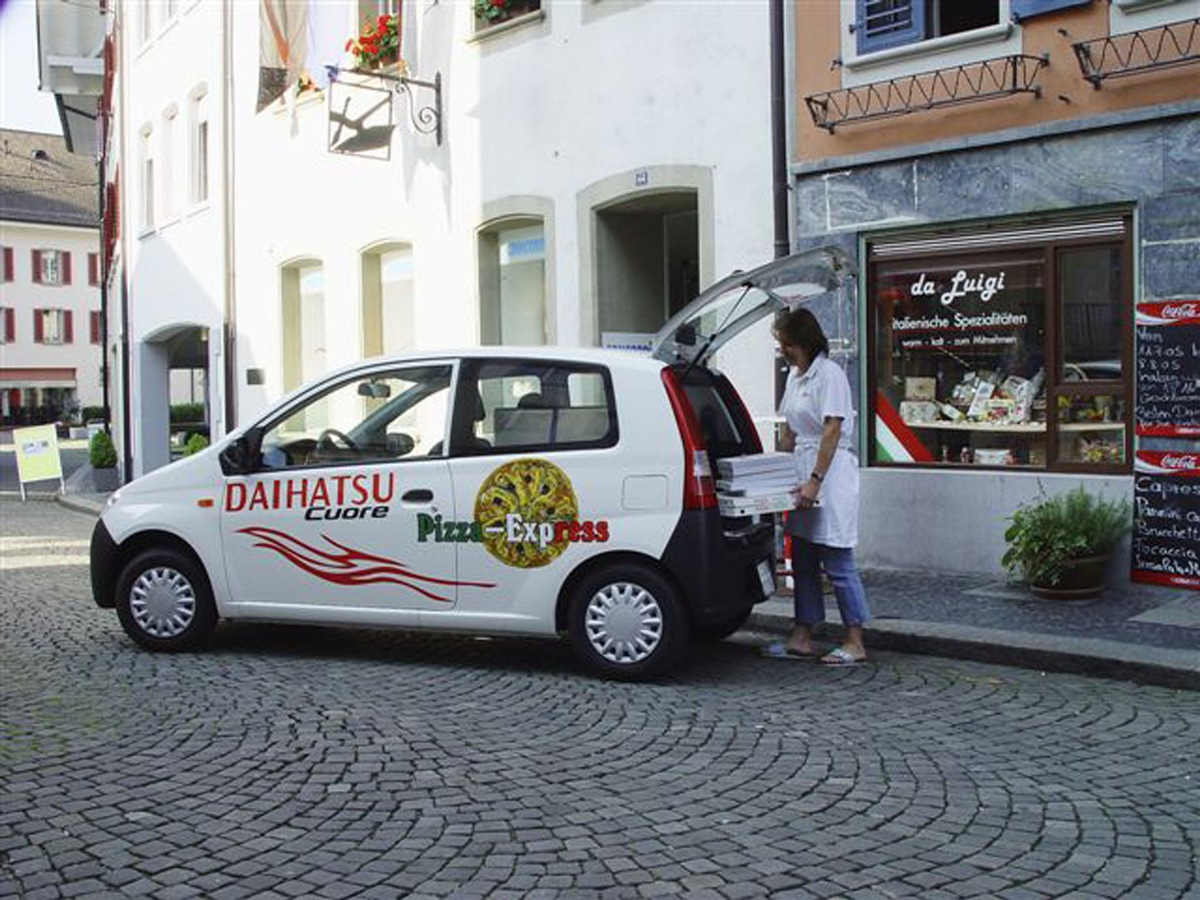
1011, 0, 1091, 21
855, 0, 926, 54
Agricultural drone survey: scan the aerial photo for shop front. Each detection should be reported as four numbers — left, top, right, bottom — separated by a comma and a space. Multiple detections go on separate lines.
868, 214, 1132, 475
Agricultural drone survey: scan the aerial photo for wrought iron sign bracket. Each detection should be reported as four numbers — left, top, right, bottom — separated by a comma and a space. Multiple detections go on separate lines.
327, 65, 443, 146
1072, 18, 1199, 89
805, 54, 1049, 133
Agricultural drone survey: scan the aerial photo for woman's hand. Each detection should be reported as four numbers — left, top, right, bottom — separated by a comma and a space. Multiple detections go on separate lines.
795, 477, 820, 509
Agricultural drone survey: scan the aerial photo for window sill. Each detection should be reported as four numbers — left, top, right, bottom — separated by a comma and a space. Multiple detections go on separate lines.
468, 9, 546, 43
845, 22, 1014, 73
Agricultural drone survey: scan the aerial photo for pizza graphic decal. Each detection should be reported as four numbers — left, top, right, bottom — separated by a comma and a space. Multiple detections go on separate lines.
474, 458, 579, 568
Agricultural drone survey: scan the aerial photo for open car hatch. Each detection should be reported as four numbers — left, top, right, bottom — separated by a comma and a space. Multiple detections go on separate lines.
650, 246, 854, 367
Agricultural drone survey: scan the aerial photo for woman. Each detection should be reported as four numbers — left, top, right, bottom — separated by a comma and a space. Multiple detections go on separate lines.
765, 307, 871, 665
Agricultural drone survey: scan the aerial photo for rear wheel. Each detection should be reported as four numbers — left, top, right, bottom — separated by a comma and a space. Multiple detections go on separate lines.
568, 563, 689, 681
115, 548, 217, 651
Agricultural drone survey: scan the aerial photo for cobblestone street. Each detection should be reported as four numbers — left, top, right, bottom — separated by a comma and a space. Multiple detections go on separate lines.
2, 500, 1198, 899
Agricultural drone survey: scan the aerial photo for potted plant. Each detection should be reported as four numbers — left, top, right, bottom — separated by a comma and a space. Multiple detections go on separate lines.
1001, 485, 1131, 599
345, 13, 401, 70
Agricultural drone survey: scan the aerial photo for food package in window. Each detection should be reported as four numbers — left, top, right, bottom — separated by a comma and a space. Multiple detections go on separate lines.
899, 400, 939, 424
966, 381, 995, 420
904, 377, 937, 401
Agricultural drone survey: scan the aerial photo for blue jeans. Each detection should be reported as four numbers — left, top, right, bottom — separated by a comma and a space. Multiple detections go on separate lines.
792, 538, 871, 628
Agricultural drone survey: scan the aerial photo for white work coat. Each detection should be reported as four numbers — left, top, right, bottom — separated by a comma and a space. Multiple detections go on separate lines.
779, 354, 859, 549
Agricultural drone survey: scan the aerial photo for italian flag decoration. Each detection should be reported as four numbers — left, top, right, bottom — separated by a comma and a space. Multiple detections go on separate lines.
875, 391, 934, 463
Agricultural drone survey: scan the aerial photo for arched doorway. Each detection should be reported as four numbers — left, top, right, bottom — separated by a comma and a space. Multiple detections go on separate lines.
138, 323, 211, 472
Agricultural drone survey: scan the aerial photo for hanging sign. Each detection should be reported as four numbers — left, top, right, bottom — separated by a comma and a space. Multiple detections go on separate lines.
1132, 450, 1200, 590
12, 424, 65, 501
1135, 300, 1200, 437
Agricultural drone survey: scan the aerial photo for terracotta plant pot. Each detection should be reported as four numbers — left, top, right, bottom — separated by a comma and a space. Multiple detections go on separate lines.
1029, 554, 1109, 600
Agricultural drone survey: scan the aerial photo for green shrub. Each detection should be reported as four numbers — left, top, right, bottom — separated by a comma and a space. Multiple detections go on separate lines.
182, 433, 210, 456
81, 406, 105, 423
1002, 485, 1131, 587
169, 403, 205, 424
89, 430, 118, 469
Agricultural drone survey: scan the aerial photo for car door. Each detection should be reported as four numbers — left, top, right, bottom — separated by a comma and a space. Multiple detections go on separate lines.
219, 361, 466, 622
431, 356, 624, 635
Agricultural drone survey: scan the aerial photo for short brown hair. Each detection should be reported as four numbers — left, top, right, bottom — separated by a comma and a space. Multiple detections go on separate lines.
772, 307, 829, 359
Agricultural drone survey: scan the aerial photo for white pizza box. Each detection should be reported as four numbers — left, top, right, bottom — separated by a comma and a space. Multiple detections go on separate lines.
717, 490, 799, 517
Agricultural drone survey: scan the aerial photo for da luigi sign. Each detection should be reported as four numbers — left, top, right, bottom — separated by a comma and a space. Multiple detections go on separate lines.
12, 424, 65, 500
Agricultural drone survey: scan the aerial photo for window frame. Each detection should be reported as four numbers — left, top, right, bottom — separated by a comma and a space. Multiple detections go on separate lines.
452, 357, 620, 457
35, 308, 74, 345
866, 219, 1134, 474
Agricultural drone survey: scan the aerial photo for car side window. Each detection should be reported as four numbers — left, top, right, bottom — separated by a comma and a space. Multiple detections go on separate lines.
258, 365, 452, 470
454, 360, 617, 454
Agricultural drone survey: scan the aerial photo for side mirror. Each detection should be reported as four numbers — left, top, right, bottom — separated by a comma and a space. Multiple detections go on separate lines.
219, 427, 263, 475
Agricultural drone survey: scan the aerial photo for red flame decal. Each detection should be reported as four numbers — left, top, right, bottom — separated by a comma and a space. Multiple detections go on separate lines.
237, 527, 495, 602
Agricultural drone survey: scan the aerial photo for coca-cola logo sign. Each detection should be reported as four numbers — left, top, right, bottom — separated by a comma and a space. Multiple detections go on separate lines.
1162, 303, 1199, 320
1161, 455, 1199, 471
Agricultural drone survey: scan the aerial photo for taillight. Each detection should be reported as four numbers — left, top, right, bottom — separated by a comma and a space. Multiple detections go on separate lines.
661, 368, 717, 510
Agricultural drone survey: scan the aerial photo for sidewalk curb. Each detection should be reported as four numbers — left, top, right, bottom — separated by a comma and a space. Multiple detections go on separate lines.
749, 607, 1200, 692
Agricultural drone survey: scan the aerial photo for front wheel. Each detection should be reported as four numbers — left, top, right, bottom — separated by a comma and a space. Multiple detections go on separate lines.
115, 548, 217, 651
567, 563, 689, 681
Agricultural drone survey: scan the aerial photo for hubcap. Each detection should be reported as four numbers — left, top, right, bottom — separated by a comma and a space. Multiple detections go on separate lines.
129, 566, 196, 638
584, 581, 663, 664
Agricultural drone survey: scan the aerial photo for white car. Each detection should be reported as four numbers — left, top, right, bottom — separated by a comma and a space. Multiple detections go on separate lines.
90, 247, 850, 679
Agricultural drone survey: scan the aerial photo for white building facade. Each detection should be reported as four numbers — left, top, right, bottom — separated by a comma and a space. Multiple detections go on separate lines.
0, 130, 103, 427
97, 0, 780, 479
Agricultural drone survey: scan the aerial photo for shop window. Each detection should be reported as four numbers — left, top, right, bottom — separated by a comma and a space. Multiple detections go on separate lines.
854, 0, 1001, 54
190, 87, 210, 206
139, 127, 155, 231
281, 260, 326, 394
869, 218, 1131, 472
362, 244, 415, 358
854, 1, 1091, 55
478, 219, 547, 346
473, 0, 542, 33
34, 309, 73, 345
32, 250, 71, 286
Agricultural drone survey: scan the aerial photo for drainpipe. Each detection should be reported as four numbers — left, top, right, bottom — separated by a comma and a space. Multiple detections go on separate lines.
770, 0, 790, 259
221, 1, 237, 434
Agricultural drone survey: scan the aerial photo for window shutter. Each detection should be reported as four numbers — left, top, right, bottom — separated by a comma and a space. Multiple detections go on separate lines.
1011, 0, 1091, 21
2, 247, 11, 281
32, 250, 42, 284
90, 310, 101, 344
62, 252, 72, 285
64, 310, 74, 343
88, 253, 99, 286
3, 308, 13, 342
855, 0, 925, 54
33, 309, 44, 342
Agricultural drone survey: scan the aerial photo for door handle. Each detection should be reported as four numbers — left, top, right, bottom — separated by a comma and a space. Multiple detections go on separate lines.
401, 488, 434, 503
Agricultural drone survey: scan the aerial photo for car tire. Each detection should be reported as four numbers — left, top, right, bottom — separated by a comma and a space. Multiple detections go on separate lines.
568, 562, 690, 681
694, 605, 753, 642
115, 548, 217, 651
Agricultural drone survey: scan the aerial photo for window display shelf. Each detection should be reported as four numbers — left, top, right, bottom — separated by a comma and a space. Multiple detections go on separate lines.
905, 421, 1123, 433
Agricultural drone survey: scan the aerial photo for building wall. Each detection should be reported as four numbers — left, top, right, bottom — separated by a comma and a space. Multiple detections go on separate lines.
795, 0, 1200, 162
0, 221, 103, 417
787, 0, 1200, 578
229, 1, 779, 437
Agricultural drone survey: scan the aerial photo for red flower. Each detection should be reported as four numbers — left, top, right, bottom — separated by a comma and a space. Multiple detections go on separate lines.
490, 0, 505, 6
378, 14, 390, 27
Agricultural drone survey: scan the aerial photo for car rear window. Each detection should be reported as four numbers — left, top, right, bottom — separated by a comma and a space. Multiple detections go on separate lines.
677, 368, 759, 460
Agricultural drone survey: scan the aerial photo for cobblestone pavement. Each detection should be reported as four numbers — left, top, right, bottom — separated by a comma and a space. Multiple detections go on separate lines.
2, 500, 1198, 899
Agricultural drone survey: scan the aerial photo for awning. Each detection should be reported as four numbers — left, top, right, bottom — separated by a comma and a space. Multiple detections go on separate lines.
0, 367, 77, 389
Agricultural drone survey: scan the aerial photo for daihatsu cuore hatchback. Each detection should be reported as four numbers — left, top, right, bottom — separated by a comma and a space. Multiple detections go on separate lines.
90, 248, 850, 679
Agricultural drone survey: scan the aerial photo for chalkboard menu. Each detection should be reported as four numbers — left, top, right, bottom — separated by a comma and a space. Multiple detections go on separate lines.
1135, 301, 1200, 437
1132, 451, 1200, 590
